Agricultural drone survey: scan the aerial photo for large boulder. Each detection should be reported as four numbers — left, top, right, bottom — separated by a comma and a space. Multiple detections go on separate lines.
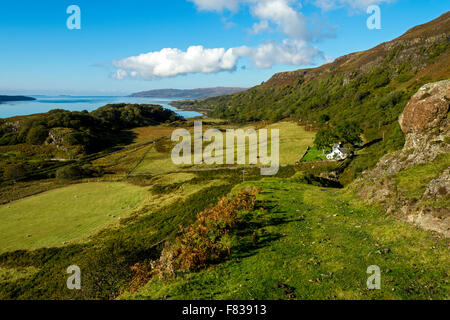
399, 79, 449, 134
354, 80, 450, 237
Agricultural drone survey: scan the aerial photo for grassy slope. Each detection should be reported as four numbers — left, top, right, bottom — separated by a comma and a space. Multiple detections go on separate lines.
0, 182, 147, 253
133, 122, 315, 174
122, 178, 449, 300
394, 153, 450, 202
181, 13, 449, 184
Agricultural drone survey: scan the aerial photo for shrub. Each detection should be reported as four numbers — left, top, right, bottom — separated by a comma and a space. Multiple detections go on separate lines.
26, 125, 48, 145
55, 164, 103, 180
3, 163, 28, 181
314, 129, 336, 150
334, 121, 363, 145
55, 165, 84, 180
146, 187, 261, 278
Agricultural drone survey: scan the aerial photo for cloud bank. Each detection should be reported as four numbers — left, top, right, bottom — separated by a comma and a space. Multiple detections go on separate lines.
113, 41, 323, 80
112, 0, 390, 80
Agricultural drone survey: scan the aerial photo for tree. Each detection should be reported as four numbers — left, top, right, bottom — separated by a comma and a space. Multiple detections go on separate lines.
26, 125, 48, 145
335, 121, 363, 145
319, 114, 330, 123
56, 165, 84, 180
3, 164, 27, 181
314, 129, 336, 151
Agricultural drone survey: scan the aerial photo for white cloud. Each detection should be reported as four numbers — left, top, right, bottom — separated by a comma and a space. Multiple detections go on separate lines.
251, 20, 270, 34
251, 0, 309, 39
187, 0, 241, 12
113, 46, 240, 79
235, 39, 323, 68
189, 0, 310, 40
113, 41, 323, 80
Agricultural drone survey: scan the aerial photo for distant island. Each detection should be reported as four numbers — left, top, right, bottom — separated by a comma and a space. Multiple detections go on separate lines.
0, 95, 36, 103
129, 87, 247, 99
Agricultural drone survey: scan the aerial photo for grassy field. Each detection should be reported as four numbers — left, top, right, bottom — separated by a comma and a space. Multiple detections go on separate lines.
301, 146, 328, 162
121, 177, 449, 300
0, 169, 251, 299
0, 182, 147, 253
130, 126, 176, 144
132, 121, 315, 175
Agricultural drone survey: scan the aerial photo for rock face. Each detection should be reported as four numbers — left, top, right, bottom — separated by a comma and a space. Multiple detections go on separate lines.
399, 80, 449, 134
355, 80, 449, 237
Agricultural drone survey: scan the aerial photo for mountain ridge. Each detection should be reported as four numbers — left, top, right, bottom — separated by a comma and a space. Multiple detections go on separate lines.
129, 87, 247, 99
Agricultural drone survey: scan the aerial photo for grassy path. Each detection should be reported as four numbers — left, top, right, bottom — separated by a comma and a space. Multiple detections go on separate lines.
122, 178, 449, 300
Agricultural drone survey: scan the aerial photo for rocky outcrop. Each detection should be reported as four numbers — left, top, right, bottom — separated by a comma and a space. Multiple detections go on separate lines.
399, 80, 449, 133
45, 127, 83, 158
355, 80, 449, 237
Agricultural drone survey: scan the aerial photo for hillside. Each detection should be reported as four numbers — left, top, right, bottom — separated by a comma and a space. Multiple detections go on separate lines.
0, 92, 447, 300
130, 87, 247, 99
352, 80, 449, 236
120, 179, 449, 300
182, 12, 449, 182
0, 12, 448, 302
0, 104, 183, 184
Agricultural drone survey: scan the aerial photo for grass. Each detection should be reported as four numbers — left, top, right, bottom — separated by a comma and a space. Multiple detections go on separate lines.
301, 146, 328, 162
394, 153, 450, 201
0, 178, 239, 299
121, 178, 449, 300
269, 122, 315, 164
0, 266, 39, 284
0, 182, 147, 253
132, 121, 315, 175
130, 126, 175, 144
93, 144, 152, 175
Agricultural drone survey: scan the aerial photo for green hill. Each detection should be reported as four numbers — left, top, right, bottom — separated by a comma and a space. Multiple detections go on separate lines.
181, 12, 450, 182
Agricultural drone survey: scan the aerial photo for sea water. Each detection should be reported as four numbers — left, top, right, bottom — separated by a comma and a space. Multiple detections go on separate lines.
0, 96, 201, 119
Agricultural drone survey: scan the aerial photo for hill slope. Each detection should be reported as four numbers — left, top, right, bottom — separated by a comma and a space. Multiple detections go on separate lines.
184, 12, 449, 182
121, 179, 449, 300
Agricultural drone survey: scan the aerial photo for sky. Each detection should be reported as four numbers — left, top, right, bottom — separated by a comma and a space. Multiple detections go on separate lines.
0, 0, 448, 96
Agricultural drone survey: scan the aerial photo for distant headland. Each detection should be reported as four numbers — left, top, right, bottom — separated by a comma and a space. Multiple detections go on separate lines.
0, 95, 36, 103
129, 87, 247, 99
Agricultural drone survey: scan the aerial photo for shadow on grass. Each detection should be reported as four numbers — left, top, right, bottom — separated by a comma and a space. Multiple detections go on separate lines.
230, 203, 298, 259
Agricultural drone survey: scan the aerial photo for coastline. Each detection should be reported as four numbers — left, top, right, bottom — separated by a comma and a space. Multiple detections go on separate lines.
0, 95, 36, 103
169, 100, 209, 116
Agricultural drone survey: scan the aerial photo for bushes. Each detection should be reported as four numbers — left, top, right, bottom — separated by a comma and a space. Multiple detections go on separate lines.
91, 104, 184, 130
334, 121, 363, 145
314, 129, 335, 150
314, 121, 362, 149
0, 104, 184, 155
55, 164, 104, 180
55, 165, 83, 180
3, 163, 28, 181
147, 187, 261, 278
26, 126, 49, 145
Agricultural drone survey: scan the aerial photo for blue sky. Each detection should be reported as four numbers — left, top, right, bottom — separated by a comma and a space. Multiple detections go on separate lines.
0, 0, 448, 95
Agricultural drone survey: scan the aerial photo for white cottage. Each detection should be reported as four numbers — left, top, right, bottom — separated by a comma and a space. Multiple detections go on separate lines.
326, 142, 347, 160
